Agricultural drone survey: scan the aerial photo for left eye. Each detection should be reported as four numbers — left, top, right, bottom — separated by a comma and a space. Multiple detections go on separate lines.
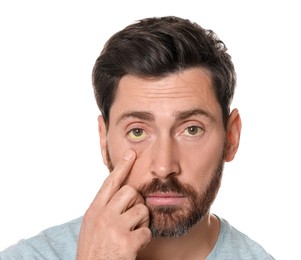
183, 126, 203, 136
127, 128, 147, 141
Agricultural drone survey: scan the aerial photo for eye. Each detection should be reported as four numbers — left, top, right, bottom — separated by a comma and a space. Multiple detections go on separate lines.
127, 128, 147, 141
183, 126, 204, 137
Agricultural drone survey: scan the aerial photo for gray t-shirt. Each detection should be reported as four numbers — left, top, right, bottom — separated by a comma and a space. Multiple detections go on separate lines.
207, 217, 275, 259
0, 216, 275, 259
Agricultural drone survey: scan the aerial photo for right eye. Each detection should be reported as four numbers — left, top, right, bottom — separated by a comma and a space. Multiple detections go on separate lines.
127, 128, 147, 141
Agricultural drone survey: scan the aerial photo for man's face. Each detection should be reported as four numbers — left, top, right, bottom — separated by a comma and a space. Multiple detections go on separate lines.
99, 68, 232, 237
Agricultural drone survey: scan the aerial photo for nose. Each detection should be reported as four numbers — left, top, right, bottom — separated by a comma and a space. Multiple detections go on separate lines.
150, 136, 181, 179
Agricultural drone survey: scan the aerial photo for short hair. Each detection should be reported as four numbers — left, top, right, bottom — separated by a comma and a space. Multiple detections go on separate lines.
92, 16, 236, 126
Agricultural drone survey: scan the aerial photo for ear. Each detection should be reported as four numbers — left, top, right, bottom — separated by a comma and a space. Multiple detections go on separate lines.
225, 108, 242, 162
97, 115, 108, 166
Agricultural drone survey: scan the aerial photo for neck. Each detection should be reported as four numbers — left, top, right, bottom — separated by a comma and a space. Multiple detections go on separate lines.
137, 214, 220, 260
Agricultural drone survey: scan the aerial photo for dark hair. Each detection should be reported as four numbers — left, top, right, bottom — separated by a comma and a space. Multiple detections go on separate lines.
92, 16, 236, 126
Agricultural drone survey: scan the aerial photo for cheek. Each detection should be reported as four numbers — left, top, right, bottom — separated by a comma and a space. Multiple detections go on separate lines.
178, 136, 225, 190
106, 131, 130, 163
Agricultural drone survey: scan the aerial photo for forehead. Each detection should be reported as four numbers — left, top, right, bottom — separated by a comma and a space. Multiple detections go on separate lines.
110, 68, 221, 121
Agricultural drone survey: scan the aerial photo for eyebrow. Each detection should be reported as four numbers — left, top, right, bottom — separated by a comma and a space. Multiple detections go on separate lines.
174, 109, 215, 122
116, 108, 215, 125
116, 111, 155, 125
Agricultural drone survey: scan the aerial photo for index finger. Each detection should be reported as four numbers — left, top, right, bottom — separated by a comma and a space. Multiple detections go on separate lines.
91, 149, 136, 207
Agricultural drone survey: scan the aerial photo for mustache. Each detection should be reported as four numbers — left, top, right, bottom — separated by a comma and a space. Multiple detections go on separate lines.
138, 177, 197, 198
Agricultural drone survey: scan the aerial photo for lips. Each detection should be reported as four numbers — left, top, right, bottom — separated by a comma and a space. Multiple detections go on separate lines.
145, 192, 185, 206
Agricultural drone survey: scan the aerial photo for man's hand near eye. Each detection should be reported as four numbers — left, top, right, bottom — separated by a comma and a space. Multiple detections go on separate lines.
76, 150, 151, 260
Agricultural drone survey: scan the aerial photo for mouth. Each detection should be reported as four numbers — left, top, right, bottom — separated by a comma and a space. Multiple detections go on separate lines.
145, 192, 186, 206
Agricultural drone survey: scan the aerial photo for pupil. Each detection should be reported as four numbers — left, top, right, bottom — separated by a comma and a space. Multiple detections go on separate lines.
134, 129, 142, 136
188, 127, 197, 135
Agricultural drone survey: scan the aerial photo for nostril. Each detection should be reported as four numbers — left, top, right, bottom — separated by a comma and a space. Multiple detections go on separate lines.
150, 163, 181, 179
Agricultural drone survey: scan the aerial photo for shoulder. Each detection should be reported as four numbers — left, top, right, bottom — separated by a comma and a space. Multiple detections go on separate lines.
207, 217, 275, 260
0, 217, 82, 260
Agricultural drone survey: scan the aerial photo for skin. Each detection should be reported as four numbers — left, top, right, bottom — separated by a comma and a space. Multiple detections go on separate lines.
76, 67, 242, 260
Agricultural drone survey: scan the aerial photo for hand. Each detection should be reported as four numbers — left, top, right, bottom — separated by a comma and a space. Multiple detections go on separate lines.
76, 150, 152, 260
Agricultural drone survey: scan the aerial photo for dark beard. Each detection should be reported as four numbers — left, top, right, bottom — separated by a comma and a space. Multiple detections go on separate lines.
138, 160, 223, 238
106, 146, 224, 238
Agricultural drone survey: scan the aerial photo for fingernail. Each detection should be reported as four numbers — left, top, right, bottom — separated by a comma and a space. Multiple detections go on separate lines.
123, 150, 134, 161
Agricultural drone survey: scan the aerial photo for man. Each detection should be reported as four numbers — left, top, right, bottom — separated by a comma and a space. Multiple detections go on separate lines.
0, 16, 274, 259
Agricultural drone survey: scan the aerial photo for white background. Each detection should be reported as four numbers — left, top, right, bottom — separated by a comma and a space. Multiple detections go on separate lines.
0, 1, 300, 259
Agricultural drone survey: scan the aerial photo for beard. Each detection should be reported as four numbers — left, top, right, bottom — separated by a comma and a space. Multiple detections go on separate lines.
106, 147, 224, 238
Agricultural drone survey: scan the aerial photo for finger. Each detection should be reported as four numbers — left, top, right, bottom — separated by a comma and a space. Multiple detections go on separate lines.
91, 150, 136, 208
121, 203, 150, 231
107, 185, 145, 213
131, 227, 152, 252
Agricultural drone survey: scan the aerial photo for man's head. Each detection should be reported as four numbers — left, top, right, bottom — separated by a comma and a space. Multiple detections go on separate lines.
92, 16, 241, 238
92, 16, 236, 127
